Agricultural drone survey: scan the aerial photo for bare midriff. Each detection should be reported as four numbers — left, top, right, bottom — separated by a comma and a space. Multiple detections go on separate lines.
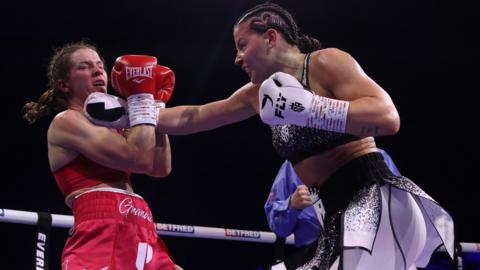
293, 137, 378, 187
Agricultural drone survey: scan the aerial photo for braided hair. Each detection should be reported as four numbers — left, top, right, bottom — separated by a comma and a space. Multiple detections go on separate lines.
235, 2, 322, 53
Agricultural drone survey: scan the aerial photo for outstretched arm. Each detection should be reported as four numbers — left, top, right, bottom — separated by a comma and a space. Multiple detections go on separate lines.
156, 83, 259, 135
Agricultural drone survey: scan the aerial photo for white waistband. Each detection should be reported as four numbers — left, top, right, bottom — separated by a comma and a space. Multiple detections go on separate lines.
66, 187, 143, 207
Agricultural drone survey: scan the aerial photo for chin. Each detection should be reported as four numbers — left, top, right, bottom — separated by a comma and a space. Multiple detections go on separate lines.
96, 87, 107, 93
250, 70, 271, 84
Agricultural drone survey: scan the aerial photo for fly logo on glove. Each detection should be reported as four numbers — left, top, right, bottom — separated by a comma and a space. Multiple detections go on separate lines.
259, 72, 349, 133
290, 101, 306, 113
274, 93, 287, 119
259, 72, 312, 126
260, 94, 273, 109
261, 78, 306, 120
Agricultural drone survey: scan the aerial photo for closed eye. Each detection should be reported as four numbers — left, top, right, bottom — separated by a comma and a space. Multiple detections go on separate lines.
237, 40, 247, 52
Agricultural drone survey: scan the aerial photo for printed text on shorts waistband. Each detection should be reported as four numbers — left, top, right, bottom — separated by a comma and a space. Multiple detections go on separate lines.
71, 188, 153, 224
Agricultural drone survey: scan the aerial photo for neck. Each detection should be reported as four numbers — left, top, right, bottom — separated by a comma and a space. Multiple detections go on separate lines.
277, 48, 305, 81
67, 97, 84, 112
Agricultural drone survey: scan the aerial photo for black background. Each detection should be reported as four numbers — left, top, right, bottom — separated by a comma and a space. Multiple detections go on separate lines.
1, 0, 478, 269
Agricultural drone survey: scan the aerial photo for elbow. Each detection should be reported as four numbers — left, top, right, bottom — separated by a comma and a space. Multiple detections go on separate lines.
161, 164, 172, 177
383, 109, 400, 135
150, 164, 172, 178
132, 157, 155, 173
148, 154, 172, 178
127, 149, 155, 173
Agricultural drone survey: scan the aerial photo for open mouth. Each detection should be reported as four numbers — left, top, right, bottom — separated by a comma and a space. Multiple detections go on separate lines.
93, 80, 106, 87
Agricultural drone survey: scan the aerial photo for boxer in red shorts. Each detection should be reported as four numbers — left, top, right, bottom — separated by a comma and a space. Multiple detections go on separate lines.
61, 189, 175, 270
23, 42, 182, 270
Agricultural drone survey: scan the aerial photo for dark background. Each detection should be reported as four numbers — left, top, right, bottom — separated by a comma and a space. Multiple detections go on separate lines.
1, 0, 478, 269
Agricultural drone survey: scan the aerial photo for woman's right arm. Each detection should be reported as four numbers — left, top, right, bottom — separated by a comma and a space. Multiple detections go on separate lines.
156, 83, 259, 135
49, 110, 157, 173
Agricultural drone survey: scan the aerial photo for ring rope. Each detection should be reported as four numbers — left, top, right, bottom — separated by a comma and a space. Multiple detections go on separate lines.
1, 208, 293, 244
1, 208, 479, 253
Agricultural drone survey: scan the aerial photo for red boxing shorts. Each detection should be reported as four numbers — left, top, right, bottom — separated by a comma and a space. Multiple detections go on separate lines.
61, 189, 176, 270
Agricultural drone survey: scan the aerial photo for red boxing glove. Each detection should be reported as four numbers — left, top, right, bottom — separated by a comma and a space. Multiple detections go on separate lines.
111, 55, 158, 97
111, 55, 160, 126
154, 65, 175, 104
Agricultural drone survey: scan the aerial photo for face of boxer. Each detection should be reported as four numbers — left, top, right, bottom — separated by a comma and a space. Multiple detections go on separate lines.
234, 21, 273, 84
61, 48, 107, 102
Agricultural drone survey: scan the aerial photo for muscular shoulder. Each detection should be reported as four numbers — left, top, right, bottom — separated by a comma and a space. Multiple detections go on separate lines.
310, 48, 359, 90
311, 48, 354, 73
48, 110, 93, 146
51, 110, 81, 124
49, 110, 85, 134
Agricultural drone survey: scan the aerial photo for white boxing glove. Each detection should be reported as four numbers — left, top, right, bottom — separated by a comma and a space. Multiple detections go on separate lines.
84, 92, 130, 129
259, 72, 349, 133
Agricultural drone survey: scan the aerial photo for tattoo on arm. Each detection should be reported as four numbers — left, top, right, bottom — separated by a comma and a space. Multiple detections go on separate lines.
360, 126, 380, 136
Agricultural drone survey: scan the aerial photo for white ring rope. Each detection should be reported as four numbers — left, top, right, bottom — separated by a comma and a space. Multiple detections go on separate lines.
1, 208, 479, 253
0, 208, 293, 244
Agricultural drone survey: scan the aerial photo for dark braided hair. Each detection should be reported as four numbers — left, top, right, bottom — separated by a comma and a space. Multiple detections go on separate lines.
22, 41, 103, 124
235, 2, 322, 53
